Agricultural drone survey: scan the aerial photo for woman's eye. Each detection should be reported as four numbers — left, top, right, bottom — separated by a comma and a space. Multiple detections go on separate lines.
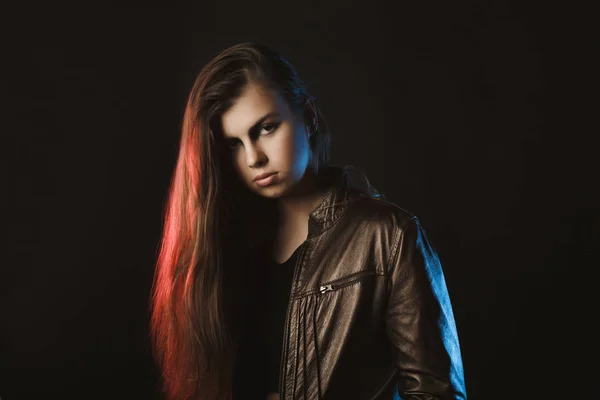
227, 122, 279, 150
261, 122, 279, 134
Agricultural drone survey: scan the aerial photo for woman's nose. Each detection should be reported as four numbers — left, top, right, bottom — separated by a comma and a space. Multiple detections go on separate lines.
245, 144, 267, 167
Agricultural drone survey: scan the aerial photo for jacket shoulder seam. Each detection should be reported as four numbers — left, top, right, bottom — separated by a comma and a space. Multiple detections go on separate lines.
386, 215, 418, 275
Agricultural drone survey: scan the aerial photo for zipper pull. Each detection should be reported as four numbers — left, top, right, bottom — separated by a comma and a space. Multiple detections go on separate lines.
319, 284, 334, 294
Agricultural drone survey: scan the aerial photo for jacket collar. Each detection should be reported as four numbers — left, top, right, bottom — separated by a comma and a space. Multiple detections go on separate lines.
245, 165, 383, 253
307, 165, 383, 238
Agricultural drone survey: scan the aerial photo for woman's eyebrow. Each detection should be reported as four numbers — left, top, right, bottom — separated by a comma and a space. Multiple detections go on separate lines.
247, 112, 280, 135
223, 112, 281, 143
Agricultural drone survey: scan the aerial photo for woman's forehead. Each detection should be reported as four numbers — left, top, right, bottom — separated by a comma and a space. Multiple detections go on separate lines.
221, 83, 291, 138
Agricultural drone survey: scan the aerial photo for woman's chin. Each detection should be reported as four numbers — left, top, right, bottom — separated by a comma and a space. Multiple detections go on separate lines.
254, 187, 285, 199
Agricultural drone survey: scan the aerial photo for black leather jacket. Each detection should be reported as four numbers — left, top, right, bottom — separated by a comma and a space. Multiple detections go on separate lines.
237, 165, 467, 400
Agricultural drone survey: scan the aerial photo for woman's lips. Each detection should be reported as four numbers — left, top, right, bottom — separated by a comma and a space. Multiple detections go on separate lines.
254, 173, 277, 187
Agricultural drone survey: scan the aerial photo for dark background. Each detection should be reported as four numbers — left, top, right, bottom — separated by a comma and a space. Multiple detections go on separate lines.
2, 2, 596, 400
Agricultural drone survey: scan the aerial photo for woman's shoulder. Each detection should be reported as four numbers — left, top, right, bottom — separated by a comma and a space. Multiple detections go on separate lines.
350, 195, 416, 232
335, 164, 416, 230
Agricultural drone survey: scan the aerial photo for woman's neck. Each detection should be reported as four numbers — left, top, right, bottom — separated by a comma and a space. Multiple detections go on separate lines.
276, 168, 331, 225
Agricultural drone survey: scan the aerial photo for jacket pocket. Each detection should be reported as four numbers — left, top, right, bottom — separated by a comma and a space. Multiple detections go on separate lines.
318, 270, 377, 294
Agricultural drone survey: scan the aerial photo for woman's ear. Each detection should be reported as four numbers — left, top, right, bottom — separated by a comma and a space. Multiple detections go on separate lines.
303, 97, 318, 136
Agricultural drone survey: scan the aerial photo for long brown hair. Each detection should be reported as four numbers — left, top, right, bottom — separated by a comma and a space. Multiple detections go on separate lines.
149, 42, 332, 400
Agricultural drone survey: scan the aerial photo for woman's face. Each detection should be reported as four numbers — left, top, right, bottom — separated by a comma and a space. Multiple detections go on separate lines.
220, 82, 313, 199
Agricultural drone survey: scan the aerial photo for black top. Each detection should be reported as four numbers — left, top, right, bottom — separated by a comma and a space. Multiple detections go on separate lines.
232, 243, 304, 399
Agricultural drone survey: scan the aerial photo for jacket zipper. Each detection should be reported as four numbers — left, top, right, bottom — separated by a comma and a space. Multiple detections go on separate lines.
319, 270, 376, 294
279, 242, 308, 399
279, 259, 376, 397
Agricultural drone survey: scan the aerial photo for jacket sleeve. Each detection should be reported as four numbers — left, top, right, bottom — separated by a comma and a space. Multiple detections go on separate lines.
385, 216, 467, 399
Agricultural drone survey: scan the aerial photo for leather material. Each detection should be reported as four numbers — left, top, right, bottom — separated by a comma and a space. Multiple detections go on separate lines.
245, 165, 467, 400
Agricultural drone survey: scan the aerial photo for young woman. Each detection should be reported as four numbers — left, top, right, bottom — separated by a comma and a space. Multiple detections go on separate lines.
150, 42, 467, 400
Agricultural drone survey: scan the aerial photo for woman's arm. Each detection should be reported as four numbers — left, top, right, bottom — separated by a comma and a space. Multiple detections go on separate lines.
385, 216, 467, 399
